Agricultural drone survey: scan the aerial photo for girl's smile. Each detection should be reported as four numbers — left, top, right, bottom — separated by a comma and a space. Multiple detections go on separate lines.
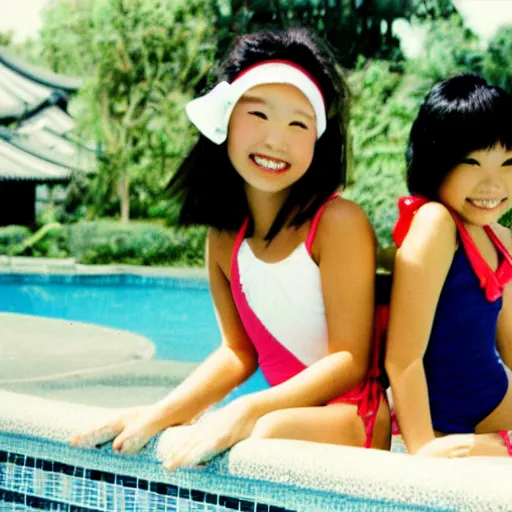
250, 153, 291, 174
466, 197, 507, 211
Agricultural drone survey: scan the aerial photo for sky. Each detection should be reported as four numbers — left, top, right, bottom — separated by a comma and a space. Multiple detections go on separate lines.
1, 0, 50, 43
1, 0, 512, 49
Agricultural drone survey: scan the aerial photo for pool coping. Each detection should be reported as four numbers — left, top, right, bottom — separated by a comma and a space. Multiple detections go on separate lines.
0, 255, 208, 279
1, 389, 512, 512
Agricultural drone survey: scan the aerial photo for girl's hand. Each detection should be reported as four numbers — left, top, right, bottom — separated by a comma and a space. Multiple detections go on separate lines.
70, 403, 171, 454
159, 397, 259, 471
415, 434, 475, 458
416, 433, 510, 458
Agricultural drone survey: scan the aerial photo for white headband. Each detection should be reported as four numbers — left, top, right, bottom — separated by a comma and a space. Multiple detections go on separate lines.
185, 60, 327, 144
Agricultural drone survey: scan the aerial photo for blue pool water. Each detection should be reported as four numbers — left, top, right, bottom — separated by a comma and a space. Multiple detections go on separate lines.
0, 275, 219, 363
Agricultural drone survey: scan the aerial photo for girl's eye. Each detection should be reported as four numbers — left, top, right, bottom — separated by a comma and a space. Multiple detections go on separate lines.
249, 111, 267, 119
502, 158, 512, 167
290, 121, 308, 129
461, 158, 479, 166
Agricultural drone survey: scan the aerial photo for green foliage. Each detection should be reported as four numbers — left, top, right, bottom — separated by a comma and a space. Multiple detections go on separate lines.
499, 210, 512, 231
407, 15, 483, 81
0, 226, 31, 255
410, 0, 456, 20
1, 223, 69, 258
345, 61, 425, 246
0, 31, 13, 47
482, 26, 512, 93
39, 0, 97, 75
28, 224, 70, 258
37, 0, 217, 221
68, 220, 206, 266
13, 0, 511, 261
214, 0, 408, 69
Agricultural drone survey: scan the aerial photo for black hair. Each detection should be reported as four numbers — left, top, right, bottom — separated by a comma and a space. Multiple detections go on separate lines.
406, 73, 512, 201
167, 27, 350, 241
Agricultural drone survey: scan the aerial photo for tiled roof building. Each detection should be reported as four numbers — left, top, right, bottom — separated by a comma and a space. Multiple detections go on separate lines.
0, 49, 95, 225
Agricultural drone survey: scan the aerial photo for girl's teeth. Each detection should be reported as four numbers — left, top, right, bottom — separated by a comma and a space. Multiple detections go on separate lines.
253, 156, 287, 171
470, 199, 502, 209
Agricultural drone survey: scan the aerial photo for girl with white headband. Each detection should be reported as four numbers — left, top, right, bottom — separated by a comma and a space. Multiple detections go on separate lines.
72, 27, 391, 467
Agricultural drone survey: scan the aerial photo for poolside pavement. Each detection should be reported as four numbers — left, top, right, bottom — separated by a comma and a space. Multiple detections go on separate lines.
0, 312, 198, 407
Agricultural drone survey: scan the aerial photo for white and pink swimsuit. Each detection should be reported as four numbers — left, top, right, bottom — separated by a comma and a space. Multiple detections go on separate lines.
230, 197, 387, 448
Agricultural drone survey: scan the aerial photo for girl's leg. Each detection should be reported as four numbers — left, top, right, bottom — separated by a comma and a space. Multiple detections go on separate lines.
250, 398, 391, 450
468, 368, 512, 457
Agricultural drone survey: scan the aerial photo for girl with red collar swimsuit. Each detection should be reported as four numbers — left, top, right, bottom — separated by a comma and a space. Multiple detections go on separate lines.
386, 74, 512, 458
71, 28, 390, 468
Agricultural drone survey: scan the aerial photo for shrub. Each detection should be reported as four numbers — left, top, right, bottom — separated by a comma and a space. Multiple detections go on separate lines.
345, 61, 422, 246
0, 225, 31, 255
68, 220, 206, 266
29, 224, 70, 258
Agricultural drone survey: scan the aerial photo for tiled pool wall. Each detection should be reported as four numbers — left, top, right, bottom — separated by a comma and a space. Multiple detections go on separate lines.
0, 257, 208, 285
0, 270, 210, 291
1, 390, 512, 512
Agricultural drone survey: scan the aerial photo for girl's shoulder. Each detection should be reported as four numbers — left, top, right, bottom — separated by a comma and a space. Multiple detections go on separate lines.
396, 201, 457, 265
405, 201, 457, 245
313, 197, 374, 258
318, 196, 370, 227
207, 228, 238, 279
414, 201, 456, 227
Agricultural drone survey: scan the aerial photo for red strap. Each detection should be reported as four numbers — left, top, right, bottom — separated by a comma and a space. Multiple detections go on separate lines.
498, 430, 512, 456
231, 218, 250, 270
305, 193, 340, 256
393, 196, 512, 301
392, 196, 430, 247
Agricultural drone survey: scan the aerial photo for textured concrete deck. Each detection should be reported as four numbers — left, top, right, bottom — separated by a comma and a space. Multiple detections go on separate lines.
1, 312, 155, 381
0, 312, 198, 407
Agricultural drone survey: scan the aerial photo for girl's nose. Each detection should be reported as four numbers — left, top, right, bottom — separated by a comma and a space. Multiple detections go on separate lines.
262, 126, 288, 153
479, 173, 506, 194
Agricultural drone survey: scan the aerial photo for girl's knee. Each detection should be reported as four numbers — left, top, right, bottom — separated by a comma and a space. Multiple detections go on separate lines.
250, 411, 286, 439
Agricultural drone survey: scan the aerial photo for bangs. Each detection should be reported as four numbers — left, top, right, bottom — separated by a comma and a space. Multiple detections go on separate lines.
428, 79, 512, 163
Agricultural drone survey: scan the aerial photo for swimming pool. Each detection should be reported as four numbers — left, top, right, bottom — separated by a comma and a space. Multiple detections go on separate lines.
0, 273, 219, 362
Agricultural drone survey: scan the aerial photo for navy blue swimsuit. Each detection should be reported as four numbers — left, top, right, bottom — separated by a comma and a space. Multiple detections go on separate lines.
425, 244, 509, 433
393, 197, 512, 435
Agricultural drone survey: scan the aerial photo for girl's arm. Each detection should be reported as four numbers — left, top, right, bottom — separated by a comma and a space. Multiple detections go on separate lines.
243, 199, 376, 416
497, 284, 512, 370
494, 225, 512, 370
71, 229, 258, 452
156, 228, 258, 422
385, 203, 456, 454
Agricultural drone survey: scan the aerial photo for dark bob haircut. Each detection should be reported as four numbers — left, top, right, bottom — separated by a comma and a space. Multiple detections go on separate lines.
406, 73, 512, 201
167, 27, 350, 242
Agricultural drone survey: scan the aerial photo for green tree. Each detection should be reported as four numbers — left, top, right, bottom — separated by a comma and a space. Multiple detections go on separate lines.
214, 0, 413, 69
39, 0, 97, 76
0, 31, 13, 46
410, 0, 456, 20
482, 26, 512, 93
41, 0, 217, 222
